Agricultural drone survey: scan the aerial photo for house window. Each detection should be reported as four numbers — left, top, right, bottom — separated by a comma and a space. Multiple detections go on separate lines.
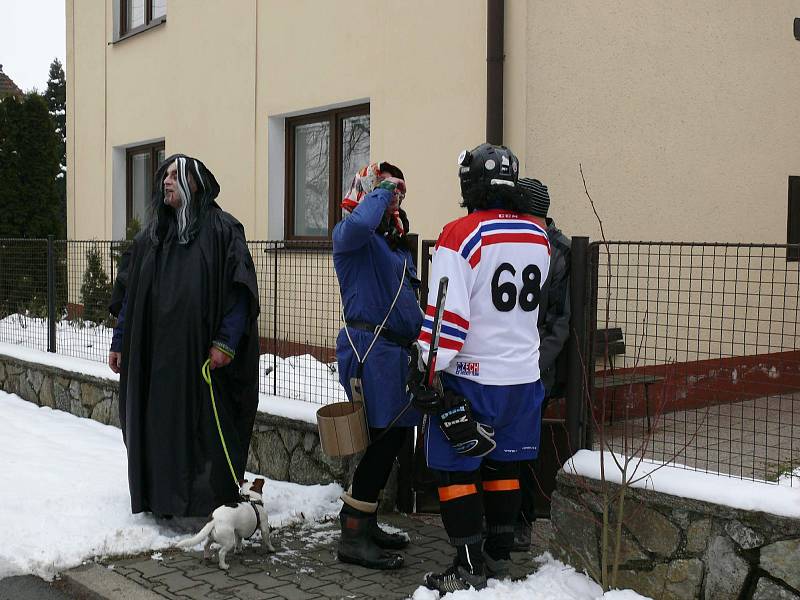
789, 176, 800, 261
120, 0, 167, 37
126, 142, 165, 231
286, 105, 370, 239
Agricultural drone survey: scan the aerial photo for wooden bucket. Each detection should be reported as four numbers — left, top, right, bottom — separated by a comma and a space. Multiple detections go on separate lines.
316, 401, 369, 457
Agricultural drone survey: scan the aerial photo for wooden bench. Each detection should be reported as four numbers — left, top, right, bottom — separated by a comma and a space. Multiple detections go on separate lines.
593, 327, 665, 432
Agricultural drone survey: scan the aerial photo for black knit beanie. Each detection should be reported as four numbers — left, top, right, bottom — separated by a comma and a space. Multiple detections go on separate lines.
518, 177, 550, 218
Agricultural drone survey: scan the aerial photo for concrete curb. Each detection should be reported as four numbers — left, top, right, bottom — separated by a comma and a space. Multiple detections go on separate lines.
61, 564, 164, 600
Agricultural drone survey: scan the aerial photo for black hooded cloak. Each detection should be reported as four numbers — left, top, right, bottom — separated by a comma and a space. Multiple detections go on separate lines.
110, 154, 260, 516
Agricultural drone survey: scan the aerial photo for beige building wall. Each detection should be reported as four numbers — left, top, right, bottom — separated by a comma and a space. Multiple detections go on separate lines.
522, 1, 800, 243
255, 0, 486, 243
67, 0, 258, 241
66, 1, 800, 356
67, 0, 487, 244
68, 1, 800, 246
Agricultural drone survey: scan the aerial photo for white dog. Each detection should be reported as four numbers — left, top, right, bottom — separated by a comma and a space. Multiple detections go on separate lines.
177, 478, 275, 570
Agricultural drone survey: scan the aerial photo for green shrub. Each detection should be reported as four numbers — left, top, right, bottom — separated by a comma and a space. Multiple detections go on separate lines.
80, 243, 112, 325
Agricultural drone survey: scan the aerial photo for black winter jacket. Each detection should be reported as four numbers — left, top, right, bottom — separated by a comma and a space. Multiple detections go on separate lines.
538, 218, 571, 397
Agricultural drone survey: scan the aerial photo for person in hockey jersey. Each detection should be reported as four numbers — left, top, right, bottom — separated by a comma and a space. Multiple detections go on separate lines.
513, 177, 572, 552
332, 162, 424, 570
409, 144, 550, 592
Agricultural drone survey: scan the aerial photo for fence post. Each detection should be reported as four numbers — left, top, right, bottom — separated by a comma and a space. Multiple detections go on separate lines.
565, 236, 590, 451
419, 240, 435, 309
273, 243, 278, 396
47, 235, 56, 353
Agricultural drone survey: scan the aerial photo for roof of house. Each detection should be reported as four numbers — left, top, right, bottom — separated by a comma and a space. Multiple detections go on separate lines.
0, 65, 23, 98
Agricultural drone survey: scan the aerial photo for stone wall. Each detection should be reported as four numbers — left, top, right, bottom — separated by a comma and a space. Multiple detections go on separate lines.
0, 354, 367, 495
0, 356, 121, 427
552, 470, 800, 600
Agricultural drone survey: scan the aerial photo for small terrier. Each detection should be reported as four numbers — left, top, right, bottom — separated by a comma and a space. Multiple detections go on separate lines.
177, 478, 275, 570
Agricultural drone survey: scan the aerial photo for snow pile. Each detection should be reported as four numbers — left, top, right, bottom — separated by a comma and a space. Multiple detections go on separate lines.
0, 314, 112, 364
0, 391, 653, 598
0, 340, 119, 382
258, 352, 347, 404
410, 554, 650, 599
0, 392, 342, 580
0, 310, 350, 407
566, 449, 800, 519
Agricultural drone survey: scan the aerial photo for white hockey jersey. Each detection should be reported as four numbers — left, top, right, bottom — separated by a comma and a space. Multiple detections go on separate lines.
419, 208, 551, 385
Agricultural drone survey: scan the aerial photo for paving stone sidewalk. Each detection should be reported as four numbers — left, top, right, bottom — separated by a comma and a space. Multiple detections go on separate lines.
86, 514, 552, 599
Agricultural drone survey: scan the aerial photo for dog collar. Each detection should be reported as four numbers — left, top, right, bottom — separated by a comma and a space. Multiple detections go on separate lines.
248, 500, 261, 539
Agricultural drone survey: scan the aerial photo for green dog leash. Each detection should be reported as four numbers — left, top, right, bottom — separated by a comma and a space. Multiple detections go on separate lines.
201, 358, 241, 491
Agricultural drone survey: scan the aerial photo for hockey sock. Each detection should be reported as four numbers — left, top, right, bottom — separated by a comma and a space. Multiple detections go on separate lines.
456, 541, 485, 575
436, 470, 484, 554
482, 459, 521, 560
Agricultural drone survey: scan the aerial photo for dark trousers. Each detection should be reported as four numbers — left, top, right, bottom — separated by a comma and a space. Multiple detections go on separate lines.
351, 427, 410, 504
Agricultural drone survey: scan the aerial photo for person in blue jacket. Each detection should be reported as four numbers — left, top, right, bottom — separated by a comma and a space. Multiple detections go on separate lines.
333, 161, 423, 570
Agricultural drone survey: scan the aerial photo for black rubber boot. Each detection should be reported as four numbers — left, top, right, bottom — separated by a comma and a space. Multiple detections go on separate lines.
337, 505, 404, 570
367, 514, 409, 550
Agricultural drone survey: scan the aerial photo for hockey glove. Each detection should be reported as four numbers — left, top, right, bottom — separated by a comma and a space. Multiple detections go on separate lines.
438, 392, 496, 458
406, 344, 442, 414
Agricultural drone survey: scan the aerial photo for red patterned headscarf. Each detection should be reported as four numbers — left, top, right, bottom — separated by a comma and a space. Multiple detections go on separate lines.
341, 162, 405, 236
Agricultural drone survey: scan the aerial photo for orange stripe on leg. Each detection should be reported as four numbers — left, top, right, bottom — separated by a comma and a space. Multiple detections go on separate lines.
438, 484, 478, 502
483, 479, 520, 492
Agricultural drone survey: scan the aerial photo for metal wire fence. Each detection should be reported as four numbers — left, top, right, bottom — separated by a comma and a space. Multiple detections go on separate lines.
0, 238, 51, 353
252, 240, 344, 405
4, 237, 800, 484
0, 238, 348, 405
588, 241, 800, 485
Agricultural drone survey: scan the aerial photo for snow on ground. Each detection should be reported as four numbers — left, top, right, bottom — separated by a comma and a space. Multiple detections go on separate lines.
566, 449, 800, 518
0, 338, 334, 425
260, 353, 348, 405
0, 391, 650, 598
0, 315, 347, 402
0, 392, 342, 581
0, 314, 112, 366
409, 554, 649, 599
0, 312, 350, 424
0, 339, 119, 382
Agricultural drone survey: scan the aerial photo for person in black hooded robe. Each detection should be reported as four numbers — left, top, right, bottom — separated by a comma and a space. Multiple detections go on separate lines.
108, 154, 260, 518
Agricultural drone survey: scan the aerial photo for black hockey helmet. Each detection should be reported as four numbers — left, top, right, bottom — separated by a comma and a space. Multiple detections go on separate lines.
457, 143, 519, 196
457, 143, 521, 212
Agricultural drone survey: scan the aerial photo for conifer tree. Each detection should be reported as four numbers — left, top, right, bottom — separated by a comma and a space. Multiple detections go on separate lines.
0, 92, 61, 238
46, 58, 66, 237
80, 244, 112, 325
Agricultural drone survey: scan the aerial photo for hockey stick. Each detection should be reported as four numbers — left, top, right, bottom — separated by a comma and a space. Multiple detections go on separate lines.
370, 276, 450, 442
424, 276, 449, 387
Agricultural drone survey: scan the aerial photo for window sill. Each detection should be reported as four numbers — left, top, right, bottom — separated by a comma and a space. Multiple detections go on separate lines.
111, 16, 166, 45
